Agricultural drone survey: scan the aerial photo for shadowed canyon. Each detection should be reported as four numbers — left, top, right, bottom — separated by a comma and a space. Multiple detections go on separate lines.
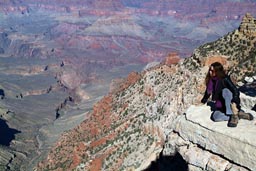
0, 1, 256, 171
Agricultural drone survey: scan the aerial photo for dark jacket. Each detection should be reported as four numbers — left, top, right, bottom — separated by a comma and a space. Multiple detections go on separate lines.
201, 75, 241, 111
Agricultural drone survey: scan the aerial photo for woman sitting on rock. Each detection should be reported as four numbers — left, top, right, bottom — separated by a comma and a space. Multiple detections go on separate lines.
201, 62, 253, 127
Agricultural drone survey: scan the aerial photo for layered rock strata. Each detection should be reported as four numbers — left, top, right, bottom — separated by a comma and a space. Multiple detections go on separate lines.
36, 14, 256, 171
168, 104, 256, 171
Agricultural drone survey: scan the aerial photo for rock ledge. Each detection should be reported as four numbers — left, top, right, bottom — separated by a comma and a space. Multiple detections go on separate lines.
173, 104, 256, 170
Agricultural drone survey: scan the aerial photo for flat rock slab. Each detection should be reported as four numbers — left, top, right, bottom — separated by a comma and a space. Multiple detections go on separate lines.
174, 104, 256, 170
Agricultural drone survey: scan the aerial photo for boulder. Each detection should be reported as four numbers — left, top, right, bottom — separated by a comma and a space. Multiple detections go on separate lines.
173, 104, 256, 170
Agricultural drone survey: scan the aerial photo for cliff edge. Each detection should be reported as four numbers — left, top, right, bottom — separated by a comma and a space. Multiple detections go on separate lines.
169, 102, 256, 171
36, 13, 256, 171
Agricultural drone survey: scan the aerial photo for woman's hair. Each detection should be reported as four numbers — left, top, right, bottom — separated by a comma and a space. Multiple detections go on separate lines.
205, 62, 226, 85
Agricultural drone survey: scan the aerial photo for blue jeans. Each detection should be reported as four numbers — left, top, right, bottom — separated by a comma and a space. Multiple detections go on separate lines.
211, 88, 233, 122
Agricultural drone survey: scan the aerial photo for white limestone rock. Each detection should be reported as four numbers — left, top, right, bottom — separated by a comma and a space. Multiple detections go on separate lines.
188, 164, 204, 171
227, 164, 249, 171
143, 61, 160, 71
237, 81, 244, 87
173, 105, 256, 171
244, 76, 254, 83
240, 92, 256, 110
179, 145, 212, 170
206, 155, 229, 171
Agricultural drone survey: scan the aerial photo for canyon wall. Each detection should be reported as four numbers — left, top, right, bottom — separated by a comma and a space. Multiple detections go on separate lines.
1, 1, 256, 170
36, 14, 256, 171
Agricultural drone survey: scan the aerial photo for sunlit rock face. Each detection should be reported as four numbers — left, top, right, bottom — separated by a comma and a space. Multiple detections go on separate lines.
172, 104, 256, 171
0, 1, 256, 170
37, 14, 256, 171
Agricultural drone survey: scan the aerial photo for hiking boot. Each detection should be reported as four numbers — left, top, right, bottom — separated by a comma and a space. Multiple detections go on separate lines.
227, 114, 239, 127
238, 111, 254, 120
227, 103, 239, 127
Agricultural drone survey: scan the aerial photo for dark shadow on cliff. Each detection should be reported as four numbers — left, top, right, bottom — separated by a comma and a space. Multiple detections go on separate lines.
0, 119, 21, 146
239, 82, 256, 97
252, 104, 256, 112
0, 89, 5, 99
143, 151, 188, 171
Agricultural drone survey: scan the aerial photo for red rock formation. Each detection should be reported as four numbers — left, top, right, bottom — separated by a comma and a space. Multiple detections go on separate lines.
109, 71, 141, 94
201, 55, 228, 67
2, 1, 256, 21
37, 93, 117, 170
143, 85, 155, 99
2, 1, 256, 171
162, 52, 181, 66
36, 13, 256, 170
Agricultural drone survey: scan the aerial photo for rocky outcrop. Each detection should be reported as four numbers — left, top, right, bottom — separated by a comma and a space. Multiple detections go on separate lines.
162, 52, 181, 66
36, 13, 256, 171
109, 71, 141, 94
169, 103, 256, 171
239, 13, 256, 35
2, 2, 256, 170
37, 53, 256, 171
186, 13, 256, 82
0, 148, 16, 171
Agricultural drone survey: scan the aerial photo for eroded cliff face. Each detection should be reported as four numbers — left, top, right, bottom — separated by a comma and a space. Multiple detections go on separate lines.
168, 103, 256, 171
1, 1, 256, 170
37, 14, 256, 171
